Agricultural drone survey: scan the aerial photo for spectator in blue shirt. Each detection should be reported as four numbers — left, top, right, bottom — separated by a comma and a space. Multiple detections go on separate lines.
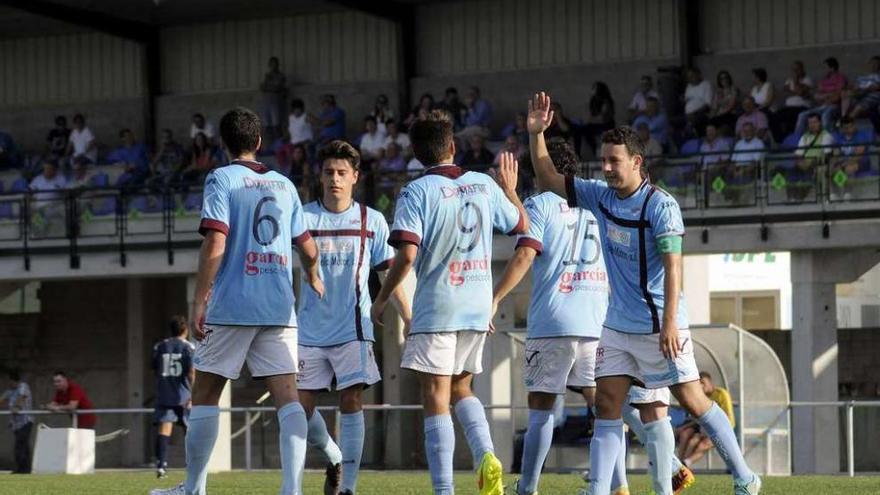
832, 116, 873, 185
457, 86, 493, 141
437, 87, 466, 129
107, 129, 150, 186
501, 112, 529, 145
0, 130, 22, 170
312, 94, 346, 144
1, 370, 33, 474
632, 97, 669, 147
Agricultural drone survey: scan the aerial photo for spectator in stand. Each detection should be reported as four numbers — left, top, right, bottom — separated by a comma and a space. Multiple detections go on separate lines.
580, 81, 616, 157
107, 129, 150, 186
632, 97, 669, 148
272, 130, 297, 177
287, 144, 310, 187
494, 135, 525, 165
749, 68, 775, 112
259, 56, 288, 141
0, 130, 22, 170
731, 122, 766, 163
845, 55, 880, 120
831, 116, 874, 198
437, 87, 466, 129
545, 101, 577, 145
628, 74, 660, 122
287, 99, 314, 148
700, 124, 731, 165
636, 122, 663, 162
796, 114, 834, 167
372, 94, 396, 135
189, 113, 215, 142
47, 115, 71, 159
377, 142, 406, 173
684, 67, 714, 135
501, 112, 529, 145
0, 370, 34, 474
358, 116, 387, 163
149, 129, 186, 188
458, 86, 493, 140
677, 372, 735, 468
459, 134, 494, 168
178, 132, 217, 185
709, 70, 740, 135
775, 60, 814, 139
66, 114, 97, 164
735, 96, 770, 141
311, 94, 346, 144
46, 371, 96, 429
403, 93, 435, 130
68, 157, 93, 189
406, 157, 425, 176
384, 120, 412, 158
796, 57, 848, 134
29, 160, 67, 200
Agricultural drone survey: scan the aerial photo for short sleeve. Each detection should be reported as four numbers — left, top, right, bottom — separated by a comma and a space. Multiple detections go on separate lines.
289, 187, 311, 245
68, 384, 85, 403
565, 176, 602, 213
490, 181, 524, 235
516, 196, 546, 254
370, 213, 396, 270
649, 193, 685, 239
389, 184, 424, 247
151, 344, 160, 371
199, 172, 230, 236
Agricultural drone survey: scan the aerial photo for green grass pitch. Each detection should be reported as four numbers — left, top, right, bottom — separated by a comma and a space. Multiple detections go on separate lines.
1, 470, 878, 494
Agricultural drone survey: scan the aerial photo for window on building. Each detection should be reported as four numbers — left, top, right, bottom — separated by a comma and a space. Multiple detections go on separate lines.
710, 290, 779, 330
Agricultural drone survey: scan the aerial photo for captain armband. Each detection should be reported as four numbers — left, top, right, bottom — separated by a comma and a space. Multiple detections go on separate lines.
656, 235, 682, 254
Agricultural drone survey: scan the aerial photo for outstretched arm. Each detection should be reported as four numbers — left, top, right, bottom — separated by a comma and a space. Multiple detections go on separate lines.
527, 92, 567, 197
492, 246, 537, 322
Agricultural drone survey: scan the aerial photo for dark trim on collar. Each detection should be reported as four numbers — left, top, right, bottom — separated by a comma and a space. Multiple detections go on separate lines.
230, 159, 270, 174
424, 164, 465, 179
616, 179, 649, 200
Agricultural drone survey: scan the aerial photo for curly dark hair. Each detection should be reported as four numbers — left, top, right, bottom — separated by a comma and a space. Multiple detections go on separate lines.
600, 126, 646, 159
318, 140, 361, 170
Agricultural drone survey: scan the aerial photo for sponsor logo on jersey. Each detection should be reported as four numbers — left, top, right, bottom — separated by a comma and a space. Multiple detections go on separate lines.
557, 269, 608, 293
607, 225, 631, 246
244, 251, 289, 276
242, 177, 287, 191
440, 183, 488, 199
447, 257, 490, 286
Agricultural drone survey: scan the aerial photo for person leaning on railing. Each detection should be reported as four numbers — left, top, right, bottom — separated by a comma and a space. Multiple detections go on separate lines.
45, 371, 96, 429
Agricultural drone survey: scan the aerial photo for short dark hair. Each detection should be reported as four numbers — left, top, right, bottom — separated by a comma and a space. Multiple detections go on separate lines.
752, 67, 768, 82
168, 315, 188, 337
364, 115, 377, 124
646, 96, 660, 105
219, 107, 261, 157
193, 113, 204, 120
318, 140, 361, 170
601, 126, 646, 159
55, 115, 67, 126
545, 137, 579, 175
73, 113, 85, 124
53, 370, 67, 378
410, 110, 454, 166
840, 116, 855, 126
290, 98, 304, 111
807, 113, 822, 123
699, 371, 712, 380
8, 369, 21, 381
119, 128, 132, 138
824, 57, 839, 71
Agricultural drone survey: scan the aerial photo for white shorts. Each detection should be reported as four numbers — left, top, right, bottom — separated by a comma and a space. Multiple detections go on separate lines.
595, 328, 699, 389
401, 331, 486, 376
628, 385, 671, 406
523, 337, 598, 394
193, 325, 298, 380
296, 341, 381, 391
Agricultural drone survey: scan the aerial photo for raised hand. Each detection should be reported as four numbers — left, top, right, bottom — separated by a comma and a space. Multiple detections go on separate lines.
495, 151, 519, 194
527, 92, 555, 135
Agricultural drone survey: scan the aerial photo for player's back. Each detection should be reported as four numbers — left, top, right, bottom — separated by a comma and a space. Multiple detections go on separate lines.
153, 337, 194, 407
200, 162, 308, 327
522, 192, 608, 339
390, 165, 522, 333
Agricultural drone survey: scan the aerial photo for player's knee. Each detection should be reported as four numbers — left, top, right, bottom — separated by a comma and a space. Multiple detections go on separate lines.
339, 387, 363, 413
527, 392, 557, 410
672, 382, 711, 416
594, 389, 624, 419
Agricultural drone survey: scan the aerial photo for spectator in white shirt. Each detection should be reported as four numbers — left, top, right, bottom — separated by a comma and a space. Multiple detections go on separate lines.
372, 94, 396, 136
749, 68, 775, 111
358, 116, 386, 163
66, 114, 97, 164
700, 124, 732, 165
731, 123, 766, 164
383, 121, 411, 158
628, 75, 660, 122
189, 113, 215, 142
287, 99, 314, 147
684, 67, 714, 135
774, 60, 814, 140
29, 161, 68, 201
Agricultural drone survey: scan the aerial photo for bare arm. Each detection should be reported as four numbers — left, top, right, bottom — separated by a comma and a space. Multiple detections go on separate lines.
491, 246, 537, 324
659, 250, 683, 359
527, 93, 567, 197
190, 231, 227, 340
371, 243, 417, 328
495, 151, 529, 234
296, 236, 324, 298
379, 270, 413, 335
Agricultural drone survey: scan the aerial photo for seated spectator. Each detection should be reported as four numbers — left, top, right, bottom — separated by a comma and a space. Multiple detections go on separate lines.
0, 130, 22, 170
377, 142, 406, 173
68, 157, 93, 189
107, 129, 150, 185
437, 87, 466, 129
581, 81, 616, 157
501, 112, 529, 145
774, 60, 814, 140
735, 97, 770, 141
545, 101, 577, 145
149, 129, 185, 188
677, 372, 734, 468
288, 144, 310, 187
383, 121, 411, 157
311, 94, 346, 144
709, 70, 740, 135
494, 135, 525, 164
29, 160, 67, 201
636, 123, 663, 161
46, 371, 96, 429
731, 123, 766, 163
372, 94, 396, 135
66, 114, 97, 164
628, 74, 660, 122
406, 157, 425, 176
684, 67, 714, 135
796, 114, 834, 169
189, 113, 215, 142
272, 131, 296, 176
358, 116, 387, 163
259, 56, 288, 140
633, 97, 669, 147
178, 132, 217, 185
831, 117, 873, 194
287, 99, 314, 147
47, 115, 71, 159
796, 57, 848, 134
749, 68, 775, 112
699, 124, 731, 165
459, 134, 494, 168
403, 93, 435, 130
845, 55, 880, 119
457, 86, 493, 141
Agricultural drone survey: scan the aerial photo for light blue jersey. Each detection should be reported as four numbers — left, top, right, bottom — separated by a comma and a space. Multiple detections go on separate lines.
566, 177, 688, 334
297, 201, 395, 347
390, 165, 524, 333
517, 192, 609, 339
200, 160, 310, 327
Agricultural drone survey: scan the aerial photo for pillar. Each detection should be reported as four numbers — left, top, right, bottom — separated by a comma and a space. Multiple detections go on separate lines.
125, 278, 146, 467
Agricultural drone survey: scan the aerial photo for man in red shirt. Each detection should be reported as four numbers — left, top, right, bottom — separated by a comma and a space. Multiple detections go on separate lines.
46, 371, 96, 429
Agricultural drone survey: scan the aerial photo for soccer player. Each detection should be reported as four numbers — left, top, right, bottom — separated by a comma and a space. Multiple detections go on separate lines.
152, 316, 196, 479
297, 140, 412, 495
491, 139, 693, 495
525, 93, 760, 495
151, 107, 323, 495
370, 110, 528, 495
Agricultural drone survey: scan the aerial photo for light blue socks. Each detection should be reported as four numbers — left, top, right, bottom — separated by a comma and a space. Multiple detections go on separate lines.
424, 414, 455, 495
622, 404, 685, 473
453, 396, 495, 465
278, 402, 308, 495
307, 411, 343, 465
184, 405, 220, 495
644, 417, 675, 495
519, 409, 554, 494
340, 411, 365, 492
588, 418, 624, 495
697, 403, 754, 481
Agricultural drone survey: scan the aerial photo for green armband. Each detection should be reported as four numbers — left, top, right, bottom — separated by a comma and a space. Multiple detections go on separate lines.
656, 235, 682, 254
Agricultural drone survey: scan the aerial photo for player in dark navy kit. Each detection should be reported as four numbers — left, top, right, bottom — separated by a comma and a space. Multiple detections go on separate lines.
152, 316, 195, 479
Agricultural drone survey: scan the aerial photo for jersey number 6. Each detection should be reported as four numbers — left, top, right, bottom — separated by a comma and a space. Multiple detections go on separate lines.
253, 196, 281, 246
